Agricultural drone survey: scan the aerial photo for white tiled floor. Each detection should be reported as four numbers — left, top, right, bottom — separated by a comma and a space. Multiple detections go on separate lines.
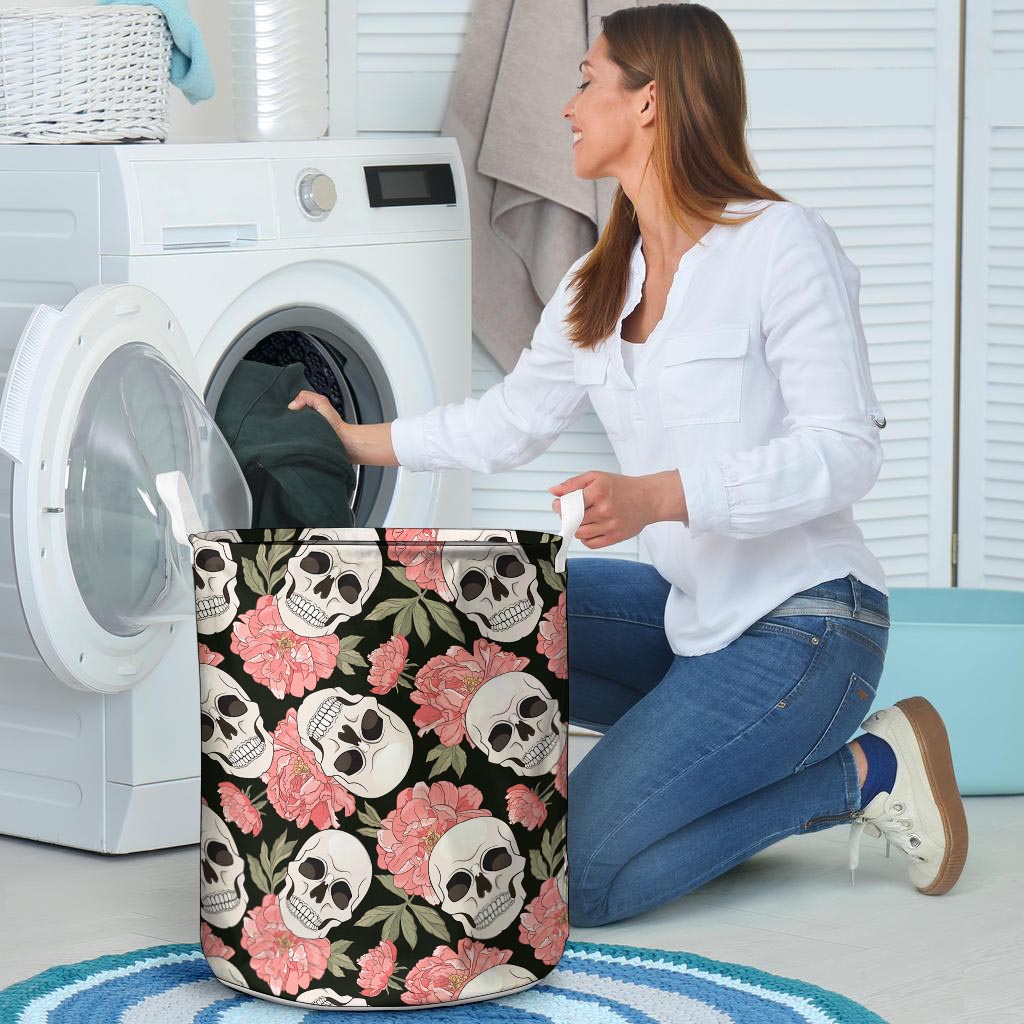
0, 732, 1020, 1024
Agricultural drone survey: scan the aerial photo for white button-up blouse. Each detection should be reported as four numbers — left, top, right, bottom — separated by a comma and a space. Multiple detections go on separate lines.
390, 198, 889, 656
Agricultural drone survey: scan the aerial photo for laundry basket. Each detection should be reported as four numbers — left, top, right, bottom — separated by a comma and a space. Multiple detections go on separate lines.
0, 5, 172, 143
173, 475, 583, 1009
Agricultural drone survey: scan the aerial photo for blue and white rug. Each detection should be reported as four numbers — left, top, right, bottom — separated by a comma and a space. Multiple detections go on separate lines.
0, 940, 888, 1023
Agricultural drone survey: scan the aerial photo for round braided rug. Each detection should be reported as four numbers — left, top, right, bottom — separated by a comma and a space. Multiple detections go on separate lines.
0, 940, 887, 1022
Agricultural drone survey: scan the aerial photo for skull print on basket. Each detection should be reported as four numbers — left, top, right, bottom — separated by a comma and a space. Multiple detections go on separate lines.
190, 523, 572, 1010
192, 530, 242, 634
437, 529, 543, 642
200, 804, 249, 928
278, 829, 373, 939
275, 528, 383, 637
464, 671, 565, 777
296, 686, 414, 798
200, 663, 275, 778
427, 815, 528, 939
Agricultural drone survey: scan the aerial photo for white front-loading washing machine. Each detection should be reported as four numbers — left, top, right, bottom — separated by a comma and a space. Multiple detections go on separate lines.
0, 138, 472, 853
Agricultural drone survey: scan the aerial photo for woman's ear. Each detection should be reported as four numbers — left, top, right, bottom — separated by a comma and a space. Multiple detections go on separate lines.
638, 81, 656, 126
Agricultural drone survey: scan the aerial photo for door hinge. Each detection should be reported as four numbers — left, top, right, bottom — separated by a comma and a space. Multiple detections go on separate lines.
951, 532, 958, 566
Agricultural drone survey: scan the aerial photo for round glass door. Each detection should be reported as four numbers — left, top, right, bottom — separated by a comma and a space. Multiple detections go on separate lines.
0, 284, 252, 693
67, 342, 251, 637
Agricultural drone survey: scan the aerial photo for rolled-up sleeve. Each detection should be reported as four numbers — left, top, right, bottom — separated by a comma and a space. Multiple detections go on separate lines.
679, 206, 885, 540
390, 258, 593, 475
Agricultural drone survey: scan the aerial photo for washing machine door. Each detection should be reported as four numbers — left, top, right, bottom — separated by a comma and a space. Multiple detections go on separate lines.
0, 284, 251, 694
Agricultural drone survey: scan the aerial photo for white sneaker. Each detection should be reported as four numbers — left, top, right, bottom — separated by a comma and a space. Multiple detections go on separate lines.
847, 697, 969, 895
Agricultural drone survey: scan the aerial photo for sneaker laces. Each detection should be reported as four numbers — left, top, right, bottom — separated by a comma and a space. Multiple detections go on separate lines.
847, 795, 927, 884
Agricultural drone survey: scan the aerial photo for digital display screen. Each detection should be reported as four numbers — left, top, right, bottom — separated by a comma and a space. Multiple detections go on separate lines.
364, 163, 457, 208
379, 168, 431, 201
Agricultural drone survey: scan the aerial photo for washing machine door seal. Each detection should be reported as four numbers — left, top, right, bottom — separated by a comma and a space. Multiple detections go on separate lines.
0, 284, 251, 694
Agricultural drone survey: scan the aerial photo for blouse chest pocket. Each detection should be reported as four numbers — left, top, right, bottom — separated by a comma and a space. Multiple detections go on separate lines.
658, 325, 750, 427
572, 345, 625, 439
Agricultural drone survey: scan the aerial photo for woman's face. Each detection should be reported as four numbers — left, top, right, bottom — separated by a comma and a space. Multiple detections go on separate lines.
561, 34, 651, 181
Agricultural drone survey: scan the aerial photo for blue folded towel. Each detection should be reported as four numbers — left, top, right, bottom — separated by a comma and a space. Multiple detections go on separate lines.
98, 0, 214, 104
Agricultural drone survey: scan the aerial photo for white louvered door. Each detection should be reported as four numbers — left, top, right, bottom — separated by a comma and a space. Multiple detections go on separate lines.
334, 0, 474, 135
715, 0, 961, 587
333, 1, 976, 585
958, 0, 1024, 589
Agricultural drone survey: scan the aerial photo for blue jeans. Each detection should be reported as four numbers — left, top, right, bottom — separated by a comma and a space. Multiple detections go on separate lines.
566, 560, 890, 928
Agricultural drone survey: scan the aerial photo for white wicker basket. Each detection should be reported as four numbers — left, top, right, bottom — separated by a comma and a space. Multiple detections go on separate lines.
0, 6, 172, 144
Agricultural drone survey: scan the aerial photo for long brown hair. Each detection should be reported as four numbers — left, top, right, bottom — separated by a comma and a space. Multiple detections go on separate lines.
565, 3, 786, 349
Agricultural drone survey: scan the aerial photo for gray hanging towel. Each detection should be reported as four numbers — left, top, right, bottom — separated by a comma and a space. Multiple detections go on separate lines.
214, 360, 356, 529
443, 0, 657, 373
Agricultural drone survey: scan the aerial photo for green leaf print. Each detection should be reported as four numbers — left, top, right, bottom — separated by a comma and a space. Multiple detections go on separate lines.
393, 603, 414, 640
539, 558, 565, 593
365, 597, 415, 621
399, 906, 418, 949
327, 938, 357, 977
381, 907, 402, 944
358, 805, 383, 829
412, 602, 431, 645
551, 814, 567, 855
336, 636, 368, 676
423, 597, 465, 643
425, 743, 454, 778
409, 903, 450, 943
529, 849, 549, 884
241, 557, 266, 598
374, 873, 406, 899
386, 565, 422, 592
354, 905, 398, 928
246, 851, 272, 895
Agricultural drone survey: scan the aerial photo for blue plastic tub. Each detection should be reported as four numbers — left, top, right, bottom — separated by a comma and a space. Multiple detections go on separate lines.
874, 587, 1024, 796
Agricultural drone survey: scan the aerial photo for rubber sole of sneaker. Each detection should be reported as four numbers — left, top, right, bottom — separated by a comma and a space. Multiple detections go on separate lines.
895, 695, 969, 895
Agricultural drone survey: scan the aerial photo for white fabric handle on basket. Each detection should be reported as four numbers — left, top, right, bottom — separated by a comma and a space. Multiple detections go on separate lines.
554, 488, 585, 573
155, 469, 205, 546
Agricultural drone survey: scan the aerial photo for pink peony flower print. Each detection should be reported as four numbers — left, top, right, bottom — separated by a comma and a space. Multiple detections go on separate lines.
217, 781, 263, 837
401, 938, 513, 1005
357, 939, 398, 997
537, 592, 568, 679
262, 708, 355, 829
377, 780, 491, 902
553, 742, 568, 799
230, 595, 339, 700
241, 894, 331, 997
411, 639, 529, 748
519, 876, 569, 965
197, 643, 224, 667
385, 528, 453, 600
506, 784, 547, 830
200, 921, 234, 960
368, 634, 409, 695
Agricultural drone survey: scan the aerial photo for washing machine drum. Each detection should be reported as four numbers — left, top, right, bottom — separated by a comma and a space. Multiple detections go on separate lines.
214, 359, 356, 530
188, 513, 581, 1009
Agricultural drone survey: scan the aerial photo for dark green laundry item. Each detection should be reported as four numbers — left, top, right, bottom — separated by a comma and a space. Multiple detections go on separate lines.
214, 360, 356, 530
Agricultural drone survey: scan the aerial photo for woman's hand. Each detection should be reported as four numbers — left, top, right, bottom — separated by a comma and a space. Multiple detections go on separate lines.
286, 389, 401, 467
549, 469, 688, 548
288, 389, 348, 443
